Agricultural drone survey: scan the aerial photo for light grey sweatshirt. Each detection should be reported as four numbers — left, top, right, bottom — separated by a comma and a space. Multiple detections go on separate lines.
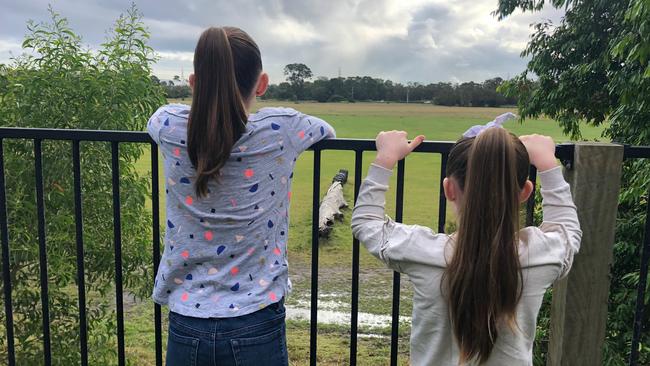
351, 164, 582, 366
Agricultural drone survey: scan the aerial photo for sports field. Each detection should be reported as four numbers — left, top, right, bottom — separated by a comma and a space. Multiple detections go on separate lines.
126, 100, 605, 365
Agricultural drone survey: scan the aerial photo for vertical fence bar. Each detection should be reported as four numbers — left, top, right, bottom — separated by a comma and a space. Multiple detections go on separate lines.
390, 159, 406, 366
111, 142, 126, 366
349, 150, 363, 365
151, 144, 163, 366
629, 188, 650, 366
438, 153, 448, 233
0, 140, 16, 366
72, 141, 89, 366
525, 166, 537, 226
34, 139, 52, 366
310, 149, 322, 366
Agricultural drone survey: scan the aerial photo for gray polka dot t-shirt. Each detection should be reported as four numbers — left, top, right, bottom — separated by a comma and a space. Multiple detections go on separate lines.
147, 103, 335, 318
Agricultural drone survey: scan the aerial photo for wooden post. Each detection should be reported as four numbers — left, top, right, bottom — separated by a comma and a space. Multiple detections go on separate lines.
547, 143, 624, 366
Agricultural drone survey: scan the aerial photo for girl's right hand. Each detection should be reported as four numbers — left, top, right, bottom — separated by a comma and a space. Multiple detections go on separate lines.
374, 131, 425, 169
519, 134, 558, 171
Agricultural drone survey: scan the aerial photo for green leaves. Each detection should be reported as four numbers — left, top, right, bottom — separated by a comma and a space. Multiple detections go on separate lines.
284, 63, 314, 100
0, 5, 164, 365
497, 0, 650, 363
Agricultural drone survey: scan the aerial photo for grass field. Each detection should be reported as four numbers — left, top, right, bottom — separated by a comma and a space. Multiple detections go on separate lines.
125, 100, 605, 365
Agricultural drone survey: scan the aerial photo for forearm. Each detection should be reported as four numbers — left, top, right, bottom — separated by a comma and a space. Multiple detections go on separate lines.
351, 164, 393, 256
539, 166, 582, 252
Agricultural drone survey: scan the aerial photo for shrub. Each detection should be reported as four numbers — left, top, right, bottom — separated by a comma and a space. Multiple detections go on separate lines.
0, 5, 164, 365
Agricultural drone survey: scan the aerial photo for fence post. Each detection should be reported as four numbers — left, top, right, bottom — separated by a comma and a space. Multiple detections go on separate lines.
547, 143, 624, 366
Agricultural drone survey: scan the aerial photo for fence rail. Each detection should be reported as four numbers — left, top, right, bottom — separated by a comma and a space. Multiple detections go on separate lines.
0, 127, 647, 366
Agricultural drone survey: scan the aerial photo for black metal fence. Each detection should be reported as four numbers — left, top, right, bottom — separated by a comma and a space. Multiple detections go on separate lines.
0, 127, 647, 366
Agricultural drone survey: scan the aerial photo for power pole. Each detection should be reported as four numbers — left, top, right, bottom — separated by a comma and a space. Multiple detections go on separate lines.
406, 88, 410, 103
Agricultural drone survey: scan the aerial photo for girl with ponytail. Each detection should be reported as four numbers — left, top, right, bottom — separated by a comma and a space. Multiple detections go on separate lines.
147, 27, 335, 366
352, 123, 581, 365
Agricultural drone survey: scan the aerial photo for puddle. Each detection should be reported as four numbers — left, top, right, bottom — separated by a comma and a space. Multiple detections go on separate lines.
292, 299, 351, 311
286, 291, 411, 334
358, 333, 389, 339
285, 304, 411, 329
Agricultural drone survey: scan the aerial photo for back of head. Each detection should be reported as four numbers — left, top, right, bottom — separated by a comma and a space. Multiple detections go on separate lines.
444, 127, 529, 364
188, 26, 262, 197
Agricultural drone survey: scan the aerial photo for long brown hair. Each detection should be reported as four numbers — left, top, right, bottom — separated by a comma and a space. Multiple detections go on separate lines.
187, 26, 262, 197
444, 128, 529, 364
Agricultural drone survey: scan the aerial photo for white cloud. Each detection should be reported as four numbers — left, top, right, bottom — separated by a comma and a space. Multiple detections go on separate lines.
265, 16, 321, 45
0, 0, 566, 83
156, 51, 194, 62
0, 39, 23, 64
144, 18, 204, 42
0, 39, 22, 53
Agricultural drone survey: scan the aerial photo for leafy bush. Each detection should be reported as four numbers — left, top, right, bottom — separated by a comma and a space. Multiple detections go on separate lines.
0, 5, 165, 365
497, 0, 650, 363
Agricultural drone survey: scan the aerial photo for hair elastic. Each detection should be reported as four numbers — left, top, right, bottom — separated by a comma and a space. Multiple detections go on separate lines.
462, 112, 516, 138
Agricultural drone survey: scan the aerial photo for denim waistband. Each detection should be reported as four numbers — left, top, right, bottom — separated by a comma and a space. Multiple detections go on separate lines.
168, 298, 285, 339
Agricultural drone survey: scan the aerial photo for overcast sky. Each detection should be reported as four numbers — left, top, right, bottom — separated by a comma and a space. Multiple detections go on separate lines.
0, 0, 564, 84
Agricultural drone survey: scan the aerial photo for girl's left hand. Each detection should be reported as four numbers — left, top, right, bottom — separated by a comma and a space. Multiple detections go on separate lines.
374, 131, 425, 169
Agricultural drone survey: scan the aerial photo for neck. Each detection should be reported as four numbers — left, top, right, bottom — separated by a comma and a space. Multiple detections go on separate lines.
243, 95, 255, 114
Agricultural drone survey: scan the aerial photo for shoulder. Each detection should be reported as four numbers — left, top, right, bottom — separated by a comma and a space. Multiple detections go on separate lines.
157, 103, 190, 118
147, 104, 189, 144
386, 222, 451, 268
248, 107, 300, 122
165, 103, 191, 116
518, 225, 568, 269
149, 104, 189, 124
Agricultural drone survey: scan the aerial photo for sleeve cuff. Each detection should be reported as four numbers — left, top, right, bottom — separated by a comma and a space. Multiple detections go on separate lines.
538, 165, 566, 189
367, 163, 393, 185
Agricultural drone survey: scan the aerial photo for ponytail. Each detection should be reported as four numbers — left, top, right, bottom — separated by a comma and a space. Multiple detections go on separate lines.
188, 27, 262, 197
444, 128, 529, 364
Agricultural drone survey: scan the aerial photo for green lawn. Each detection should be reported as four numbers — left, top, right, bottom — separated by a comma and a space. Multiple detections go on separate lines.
143, 99, 603, 244
126, 100, 605, 365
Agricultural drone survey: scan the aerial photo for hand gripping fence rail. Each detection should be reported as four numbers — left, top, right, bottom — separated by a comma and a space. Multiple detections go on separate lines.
0, 127, 648, 366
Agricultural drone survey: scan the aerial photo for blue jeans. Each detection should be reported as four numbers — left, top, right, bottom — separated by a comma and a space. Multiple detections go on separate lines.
165, 300, 288, 366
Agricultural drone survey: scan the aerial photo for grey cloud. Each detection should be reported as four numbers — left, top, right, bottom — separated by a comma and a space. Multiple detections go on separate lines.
412, 3, 451, 22
0, 0, 565, 83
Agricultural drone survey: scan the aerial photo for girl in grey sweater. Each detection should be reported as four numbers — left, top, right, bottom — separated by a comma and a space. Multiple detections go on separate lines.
351, 127, 581, 365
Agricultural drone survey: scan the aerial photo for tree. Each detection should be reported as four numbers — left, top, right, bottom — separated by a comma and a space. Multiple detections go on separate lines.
496, 0, 650, 363
263, 72, 514, 106
432, 82, 457, 106
482, 77, 507, 107
165, 85, 192, 99
0, 5, 165, 364
311, 77, 331, 102
173, 75, 180, 82
283, 63, 313, 100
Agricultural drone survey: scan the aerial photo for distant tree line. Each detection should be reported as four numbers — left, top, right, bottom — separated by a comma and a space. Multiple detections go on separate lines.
261, 63, 517, 107
151, 62, 517, 106
151, 75, 192, 99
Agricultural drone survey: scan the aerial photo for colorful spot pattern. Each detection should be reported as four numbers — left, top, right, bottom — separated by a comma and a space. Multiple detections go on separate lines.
147, 104, 334, 318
